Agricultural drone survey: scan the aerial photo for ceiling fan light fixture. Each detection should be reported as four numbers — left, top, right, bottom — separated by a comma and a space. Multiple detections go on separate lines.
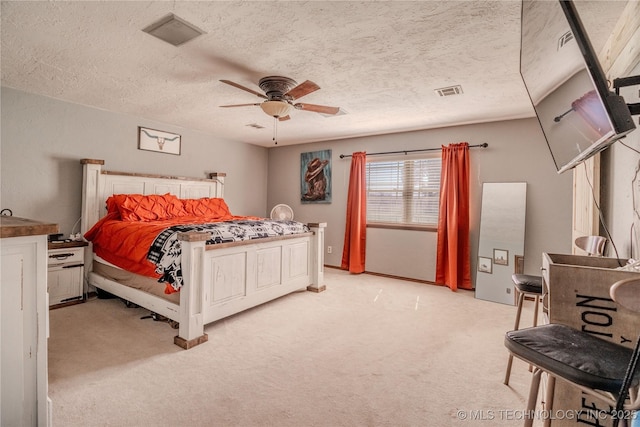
260, 100, 292, 118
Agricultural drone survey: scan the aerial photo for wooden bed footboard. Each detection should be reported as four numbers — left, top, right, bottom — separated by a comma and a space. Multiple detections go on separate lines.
80, 159, 326, 349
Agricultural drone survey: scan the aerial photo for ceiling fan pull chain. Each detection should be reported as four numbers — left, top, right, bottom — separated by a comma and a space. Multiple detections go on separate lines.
273, 116, 278, 145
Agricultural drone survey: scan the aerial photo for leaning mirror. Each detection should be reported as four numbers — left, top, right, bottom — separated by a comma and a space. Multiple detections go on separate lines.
475, 182, 527, 305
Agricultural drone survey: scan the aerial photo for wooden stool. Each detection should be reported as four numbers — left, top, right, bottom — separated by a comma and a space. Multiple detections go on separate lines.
504, 274, 543, 385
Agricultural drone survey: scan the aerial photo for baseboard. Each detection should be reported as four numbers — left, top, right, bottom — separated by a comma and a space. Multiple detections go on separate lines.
324, 264, 440, 287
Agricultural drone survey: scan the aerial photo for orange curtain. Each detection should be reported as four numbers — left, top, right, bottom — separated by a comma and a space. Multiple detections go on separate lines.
341, 151, 367, 273
436, 143, 472, 291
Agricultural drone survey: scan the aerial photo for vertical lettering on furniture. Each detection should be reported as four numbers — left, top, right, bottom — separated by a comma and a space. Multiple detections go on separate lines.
579, 395, 610, 426
576, 294, 616, 338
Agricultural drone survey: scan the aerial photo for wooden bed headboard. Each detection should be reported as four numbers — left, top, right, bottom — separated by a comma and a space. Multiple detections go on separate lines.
80, 159, 225, 234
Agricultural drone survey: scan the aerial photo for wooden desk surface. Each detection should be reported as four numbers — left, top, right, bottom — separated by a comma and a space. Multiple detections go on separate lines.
0, 216, 59, 239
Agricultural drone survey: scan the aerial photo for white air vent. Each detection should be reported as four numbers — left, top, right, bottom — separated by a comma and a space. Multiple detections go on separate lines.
142, 14, 205, 46
246, 123, 265, 129
558, 31, 574, 50
435, 85, 463, 97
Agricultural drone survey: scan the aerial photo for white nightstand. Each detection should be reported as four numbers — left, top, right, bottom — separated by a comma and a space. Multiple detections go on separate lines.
47, 240, 88, 307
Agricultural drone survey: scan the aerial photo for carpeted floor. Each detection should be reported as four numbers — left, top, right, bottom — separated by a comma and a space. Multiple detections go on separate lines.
48, 269, 540, 426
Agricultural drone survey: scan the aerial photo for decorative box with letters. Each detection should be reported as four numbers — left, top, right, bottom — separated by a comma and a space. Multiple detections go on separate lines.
542, 253, 640, 426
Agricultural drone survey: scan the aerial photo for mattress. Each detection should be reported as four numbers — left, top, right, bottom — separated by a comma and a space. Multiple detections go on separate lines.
92, 259, 180, 304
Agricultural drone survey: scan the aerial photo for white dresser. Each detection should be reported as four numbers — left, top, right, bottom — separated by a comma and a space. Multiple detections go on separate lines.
1, 216, 57, 427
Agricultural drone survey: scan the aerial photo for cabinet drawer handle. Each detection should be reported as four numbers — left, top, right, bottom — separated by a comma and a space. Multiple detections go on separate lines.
50, 253, 74, 260
62, 264, 84, 269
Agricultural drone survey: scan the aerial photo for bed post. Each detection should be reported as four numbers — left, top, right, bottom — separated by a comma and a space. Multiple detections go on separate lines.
80, 159, 105, 235
80, 159, 104, 295
208, 172, 225, 199
307, 223, 327, 293
174, 231, 210, 349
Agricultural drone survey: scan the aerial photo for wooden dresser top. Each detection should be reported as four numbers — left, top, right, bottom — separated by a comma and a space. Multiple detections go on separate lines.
1, 216, 59, 239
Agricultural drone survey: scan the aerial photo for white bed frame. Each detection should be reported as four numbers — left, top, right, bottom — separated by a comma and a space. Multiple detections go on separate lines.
80, 159, 326, 349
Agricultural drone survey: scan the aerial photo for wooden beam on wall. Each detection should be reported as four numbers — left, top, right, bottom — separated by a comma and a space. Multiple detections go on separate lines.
599, 0, 640, 79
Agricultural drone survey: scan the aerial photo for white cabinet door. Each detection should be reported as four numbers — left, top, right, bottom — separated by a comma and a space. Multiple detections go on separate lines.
2, 239, 38, 426
1, 234, 49, 427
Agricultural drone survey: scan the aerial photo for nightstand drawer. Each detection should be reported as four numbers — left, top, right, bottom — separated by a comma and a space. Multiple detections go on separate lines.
48, 247, 84, 266
48, 264, 84, 305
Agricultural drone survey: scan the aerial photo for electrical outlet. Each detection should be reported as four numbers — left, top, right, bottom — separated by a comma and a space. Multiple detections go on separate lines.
506, 288, 511, 294
327, 246, 332, 254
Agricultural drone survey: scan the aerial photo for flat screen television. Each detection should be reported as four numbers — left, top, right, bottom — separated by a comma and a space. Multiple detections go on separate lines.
520, 0, 635, 174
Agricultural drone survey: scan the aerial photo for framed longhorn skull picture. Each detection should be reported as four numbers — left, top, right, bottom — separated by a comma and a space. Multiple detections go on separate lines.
138, 127, 181, 155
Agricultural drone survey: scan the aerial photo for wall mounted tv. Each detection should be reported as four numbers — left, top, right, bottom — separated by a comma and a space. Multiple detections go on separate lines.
520, 0, 636, 174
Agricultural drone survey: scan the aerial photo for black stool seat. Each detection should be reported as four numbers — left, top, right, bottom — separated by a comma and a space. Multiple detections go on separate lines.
512, 274, 543, 294
505, 323, 638, 393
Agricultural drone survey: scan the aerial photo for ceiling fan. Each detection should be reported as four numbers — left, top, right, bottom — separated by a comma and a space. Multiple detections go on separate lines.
220, 76, 340, 121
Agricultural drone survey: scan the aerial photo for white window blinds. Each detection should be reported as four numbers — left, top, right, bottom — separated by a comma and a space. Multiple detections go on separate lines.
366, 157, 441, 226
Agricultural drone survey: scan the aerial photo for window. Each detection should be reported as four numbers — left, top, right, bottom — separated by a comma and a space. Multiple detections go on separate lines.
366, 157, 441, 227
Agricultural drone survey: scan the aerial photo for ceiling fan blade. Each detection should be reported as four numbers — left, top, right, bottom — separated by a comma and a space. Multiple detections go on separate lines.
220, 80, 267, 99
220, 103, 262, 108
294, 103, 340, 115
285, 80, 320, 100
278, 115, 291, 122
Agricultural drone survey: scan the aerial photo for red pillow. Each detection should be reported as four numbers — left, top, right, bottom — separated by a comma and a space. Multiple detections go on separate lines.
106, 194, 129, 216
182, 198, 231, 219
114, 194, 187, 221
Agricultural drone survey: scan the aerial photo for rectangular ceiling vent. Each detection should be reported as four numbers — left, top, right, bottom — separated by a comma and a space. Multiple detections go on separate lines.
558, 31, 574, 50
142, 14, 205, 47
246, 123, 265, 129
435, 85, 463, 97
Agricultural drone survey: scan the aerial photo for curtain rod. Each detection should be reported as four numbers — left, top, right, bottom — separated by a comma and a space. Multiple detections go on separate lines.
339, 143, 488, 159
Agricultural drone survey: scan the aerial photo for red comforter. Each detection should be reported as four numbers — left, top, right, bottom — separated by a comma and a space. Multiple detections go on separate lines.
84, 194, 259, 293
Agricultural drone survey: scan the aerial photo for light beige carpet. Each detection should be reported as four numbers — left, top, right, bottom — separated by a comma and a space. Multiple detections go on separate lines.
48, 269, 539, 426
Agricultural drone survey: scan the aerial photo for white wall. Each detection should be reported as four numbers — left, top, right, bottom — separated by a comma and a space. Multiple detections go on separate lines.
0, 87, 269, 236
267, 118, 574, 285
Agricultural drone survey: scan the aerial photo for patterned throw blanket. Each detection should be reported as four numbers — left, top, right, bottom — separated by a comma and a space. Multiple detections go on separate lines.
147, 220, 311, 291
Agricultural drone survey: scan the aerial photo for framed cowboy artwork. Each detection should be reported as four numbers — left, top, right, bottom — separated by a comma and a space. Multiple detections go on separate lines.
300, 150, 332, 204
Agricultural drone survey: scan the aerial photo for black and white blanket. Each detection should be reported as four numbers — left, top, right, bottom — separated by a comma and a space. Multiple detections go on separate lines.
147, 220, 311, 291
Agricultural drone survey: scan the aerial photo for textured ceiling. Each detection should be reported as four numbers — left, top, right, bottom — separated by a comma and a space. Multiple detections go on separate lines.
0, 1, 627, 147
